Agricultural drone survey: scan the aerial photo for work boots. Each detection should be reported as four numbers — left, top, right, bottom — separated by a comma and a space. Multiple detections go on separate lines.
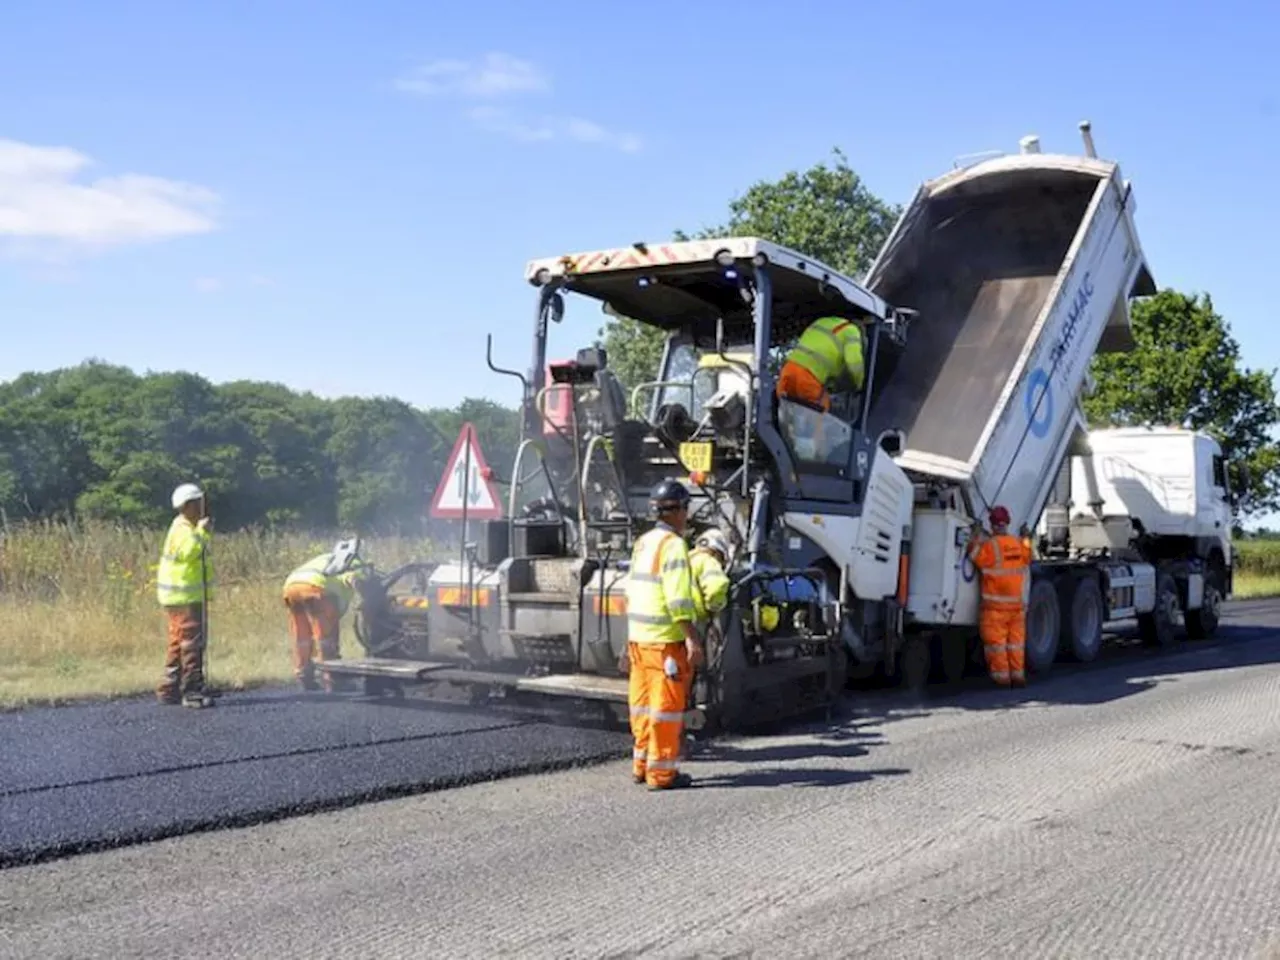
182, 691, 215, 709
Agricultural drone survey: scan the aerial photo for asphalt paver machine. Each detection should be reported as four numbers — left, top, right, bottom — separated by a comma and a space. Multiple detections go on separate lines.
326, 237, 914, 732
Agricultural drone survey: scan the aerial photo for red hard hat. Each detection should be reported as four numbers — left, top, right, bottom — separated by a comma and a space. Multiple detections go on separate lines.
989, 505, 1010, 525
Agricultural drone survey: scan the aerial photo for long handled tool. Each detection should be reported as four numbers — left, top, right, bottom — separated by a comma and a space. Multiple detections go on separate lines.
199, 493, 216, 698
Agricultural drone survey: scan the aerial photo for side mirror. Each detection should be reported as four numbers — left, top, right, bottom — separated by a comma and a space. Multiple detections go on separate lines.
549, 292, 565, 324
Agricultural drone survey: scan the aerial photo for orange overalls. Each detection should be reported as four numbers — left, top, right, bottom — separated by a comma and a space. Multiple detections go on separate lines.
968, 532, 1030, 686
624, 525, 698, 789
776, 362, 831, 412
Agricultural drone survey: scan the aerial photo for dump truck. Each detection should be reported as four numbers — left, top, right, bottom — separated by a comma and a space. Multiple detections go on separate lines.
854, 122, 1235, 683
327, 120, 1235, 723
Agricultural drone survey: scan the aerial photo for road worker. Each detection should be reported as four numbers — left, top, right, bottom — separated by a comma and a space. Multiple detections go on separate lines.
775, 315, 866, 413
282, 538, 371, 692
624, 479, 702, 791
967, 505, 1031, 687
680, 527, 732, 758
156, 483, 215, 709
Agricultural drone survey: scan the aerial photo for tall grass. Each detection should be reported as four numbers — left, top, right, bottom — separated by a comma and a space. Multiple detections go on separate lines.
2, 523, 1279, 709
0, 520, 435, 709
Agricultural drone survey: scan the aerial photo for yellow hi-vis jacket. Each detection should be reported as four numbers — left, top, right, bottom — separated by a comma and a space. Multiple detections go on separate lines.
690, 548, 730, 624
284, 553, 369, 617
785, 316, 866, 392
625, 524, 697, 645
156, 515, 213, 607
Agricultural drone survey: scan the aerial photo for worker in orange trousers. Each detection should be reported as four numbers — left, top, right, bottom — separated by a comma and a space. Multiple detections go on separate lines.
282, 540, 369, 692
624, 480, 703, 791
967, 504, 1031, 687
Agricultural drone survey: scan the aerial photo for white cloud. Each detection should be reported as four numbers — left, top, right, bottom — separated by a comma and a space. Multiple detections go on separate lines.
397, 54, 643, 153
0, 138, 220, 257
194, 276, 223, 293
466, 106, 642, 154
395, 52, 549, 99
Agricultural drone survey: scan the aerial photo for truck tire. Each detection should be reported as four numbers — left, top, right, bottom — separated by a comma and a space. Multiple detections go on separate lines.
899, 634, 932, 695
1026, 578, 1061, 675
1061, 576, 1104, 663
1138, 570, 1181, 649
1186, 570, 1224, 641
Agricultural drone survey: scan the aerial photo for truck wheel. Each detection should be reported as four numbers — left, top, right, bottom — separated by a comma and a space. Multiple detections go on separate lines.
934, 632, 969, 687
1026, 579, 1061, 675
1186, 571, 1224, 641
1061, 576, 1105, 662
1138, 571, 1181, 649
899, 634, 932, 695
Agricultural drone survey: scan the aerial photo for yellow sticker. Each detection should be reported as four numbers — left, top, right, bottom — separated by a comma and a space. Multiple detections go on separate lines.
678, 441, 713, 473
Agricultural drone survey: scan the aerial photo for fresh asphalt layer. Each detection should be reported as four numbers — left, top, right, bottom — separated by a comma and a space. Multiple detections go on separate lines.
1, 599, 1277, 873
0, 687, 631, 868
4, 599, 1280, 958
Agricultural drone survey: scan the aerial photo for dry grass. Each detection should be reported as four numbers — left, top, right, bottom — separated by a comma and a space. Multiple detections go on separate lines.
0, 521, 436, 709
3, 523, 1279, 710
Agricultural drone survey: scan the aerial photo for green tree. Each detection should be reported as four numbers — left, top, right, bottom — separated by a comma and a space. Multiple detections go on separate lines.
599, 148, 901, 392
1085, 289, 1280, 518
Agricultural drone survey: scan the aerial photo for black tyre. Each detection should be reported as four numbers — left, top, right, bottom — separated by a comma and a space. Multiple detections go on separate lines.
1026, 578, 1061, 675
1061, 576, 1105, 663
899, 634, 932, 694
1138, 570, 1181, 649
1186, 569, 1224, 641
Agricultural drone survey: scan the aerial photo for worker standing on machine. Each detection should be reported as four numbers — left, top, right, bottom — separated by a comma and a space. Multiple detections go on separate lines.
775, 315, 866, 413
967, 505, 1031, 687
625, 480, 703, 791
155, 483, 215, 709
282, 538, 370, 692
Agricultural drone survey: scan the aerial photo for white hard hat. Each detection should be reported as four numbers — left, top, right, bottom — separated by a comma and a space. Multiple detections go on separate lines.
696, 528, 729, 559
171, 483, 204, 510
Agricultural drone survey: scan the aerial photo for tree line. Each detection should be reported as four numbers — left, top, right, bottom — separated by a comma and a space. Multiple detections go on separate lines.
0, 360, 521, 532
4, 146, 1278, 529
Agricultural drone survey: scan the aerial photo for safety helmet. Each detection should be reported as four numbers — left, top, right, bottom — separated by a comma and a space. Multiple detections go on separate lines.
171, 483, 204, 510
695, 528, 729, 561
650, 479, 690, 515
989, 505, 1011, 526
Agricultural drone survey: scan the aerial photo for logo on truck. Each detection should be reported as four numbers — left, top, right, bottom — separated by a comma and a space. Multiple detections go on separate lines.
1025, 367, 1054, 439
1048, 271, 1095, 383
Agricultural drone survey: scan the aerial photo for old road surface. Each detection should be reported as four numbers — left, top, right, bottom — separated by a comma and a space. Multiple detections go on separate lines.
4, 600, 1280, 959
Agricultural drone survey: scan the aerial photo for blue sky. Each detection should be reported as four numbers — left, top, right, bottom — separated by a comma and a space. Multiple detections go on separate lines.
1, 0, 1276, 417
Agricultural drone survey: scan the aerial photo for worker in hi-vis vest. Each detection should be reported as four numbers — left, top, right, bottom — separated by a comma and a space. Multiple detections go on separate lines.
967, 505, 1031, 687
624, 479, 703, 791
156, 483, 215, 709
282, 539, 370, 692
775, 315, 866, 412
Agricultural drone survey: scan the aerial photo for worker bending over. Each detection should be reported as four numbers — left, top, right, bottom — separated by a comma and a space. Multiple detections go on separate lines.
776, 315, 866, 413
624, 480, 703, 791
967, 505, 1030, 687
283, 539, 370, 692
156, 483, 215, 709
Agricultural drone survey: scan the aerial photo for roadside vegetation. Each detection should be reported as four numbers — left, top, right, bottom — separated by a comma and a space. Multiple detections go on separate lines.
2, 522, 1278, 710
0, 521, 435, 709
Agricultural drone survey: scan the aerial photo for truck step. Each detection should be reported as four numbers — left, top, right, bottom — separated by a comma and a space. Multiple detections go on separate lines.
321, 658, 454, 680
505, 591, 575, 605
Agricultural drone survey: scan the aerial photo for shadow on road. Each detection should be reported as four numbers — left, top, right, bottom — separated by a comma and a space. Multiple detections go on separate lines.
692, 766, 911, 790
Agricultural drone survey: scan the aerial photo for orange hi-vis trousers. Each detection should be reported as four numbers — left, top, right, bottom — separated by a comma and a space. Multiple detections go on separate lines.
628, 641, 690, 788
979, 605, 1026, 686
283, 582, 341, 689
775, 360, 831, 412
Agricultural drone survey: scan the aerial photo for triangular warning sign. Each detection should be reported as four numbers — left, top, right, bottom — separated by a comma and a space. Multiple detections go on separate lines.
429, 422, 504, 520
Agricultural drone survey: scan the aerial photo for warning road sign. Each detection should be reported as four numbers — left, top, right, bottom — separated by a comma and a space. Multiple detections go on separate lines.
429, 422, 504, 520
